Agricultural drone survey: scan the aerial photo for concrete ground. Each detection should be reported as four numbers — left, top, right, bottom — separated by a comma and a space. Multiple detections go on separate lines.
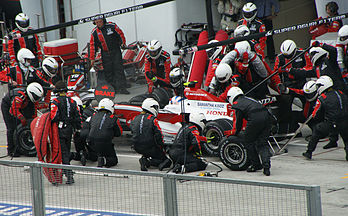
0, 83, 348, 215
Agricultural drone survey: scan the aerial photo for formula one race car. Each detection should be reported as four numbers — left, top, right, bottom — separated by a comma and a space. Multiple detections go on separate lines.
113, 85, 288, 171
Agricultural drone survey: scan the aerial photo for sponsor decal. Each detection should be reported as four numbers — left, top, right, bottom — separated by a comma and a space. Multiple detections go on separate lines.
95, 84, 115, 102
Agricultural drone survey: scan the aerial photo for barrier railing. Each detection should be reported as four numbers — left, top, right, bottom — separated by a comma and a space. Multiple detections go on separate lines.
0, 160, 322, 216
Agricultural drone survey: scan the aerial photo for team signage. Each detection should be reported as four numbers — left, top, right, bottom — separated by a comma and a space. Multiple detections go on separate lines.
94, 84, 115, 102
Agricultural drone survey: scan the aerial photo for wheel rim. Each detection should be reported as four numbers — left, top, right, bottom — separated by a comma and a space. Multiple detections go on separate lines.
223, 143, 244, 164
18, 130, 35, 151
205, 128, 221, 151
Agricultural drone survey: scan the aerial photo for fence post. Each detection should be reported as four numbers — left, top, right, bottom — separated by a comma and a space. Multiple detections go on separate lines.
163, 174, 178, 216
30, 162, 46, 216
307, 185, 322, 216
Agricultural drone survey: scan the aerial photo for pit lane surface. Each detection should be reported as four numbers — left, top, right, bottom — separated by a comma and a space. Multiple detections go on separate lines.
0, 83, 347, 215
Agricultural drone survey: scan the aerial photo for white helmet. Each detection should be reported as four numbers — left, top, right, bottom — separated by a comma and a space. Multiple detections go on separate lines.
17, 48, 35, 67
72, 96, 83, 108
337, 25, 348, 45
42, 57, 58, 78
206, 40, 222, 60
280, 39, 297, 58
169, 67, 185, 87
142, 98, 159, 117
303, 80, 318, 102
215, 63, 232, 83
26, 82, 44, 103
147, 40, 162, 59
98, 98, 114, 113
235, 41, 251, 59
234, 25, 250, 38
309, 47, 328, 66
242, 2, 257, 22
316, 75, 333, 95
15, 13, 30, 32
227, 86, 244, 104
189, 113, 206, 130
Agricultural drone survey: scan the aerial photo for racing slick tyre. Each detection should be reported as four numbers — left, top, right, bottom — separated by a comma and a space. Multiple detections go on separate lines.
203, 118, 234, 156
129, 94, 148, 107
13, 124, 36, 157
219, 136, 250, 171
152, 87, 173, 108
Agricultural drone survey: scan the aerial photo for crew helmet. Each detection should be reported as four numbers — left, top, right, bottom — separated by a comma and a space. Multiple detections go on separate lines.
309, 47, 328, 66
316, 75, 333, 95
169, 67, 185, 87
15, 13, 30, 32
142, 98, 159, 117
206, 40, 223, 60
215, 63, 232, 83
337, 25, 348, 45
147, 40, 162, 59
42, 57, 58, 78
280, 39, 297, 58
98, 98, 114, 113
17, 48, 35, 67
227, 86, 244, 104
303, 80, 318, 102
189, 113, 206, 131
26, 82, 44, 103
242, 2, 257, 22
234, 25, 250, 38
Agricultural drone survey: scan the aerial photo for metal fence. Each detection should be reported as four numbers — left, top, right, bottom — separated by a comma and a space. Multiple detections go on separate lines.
0, 160, 322, 216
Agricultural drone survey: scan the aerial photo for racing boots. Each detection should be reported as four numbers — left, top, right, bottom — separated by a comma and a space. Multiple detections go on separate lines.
139, 156, 150, 171
263, 168, 271, 176
246, 165, 263, 172
80, 151, 87, 166
97, 156, 106, 167
323, 141, 338, 149
158, 158, 172, 171
302, 151, 312, 160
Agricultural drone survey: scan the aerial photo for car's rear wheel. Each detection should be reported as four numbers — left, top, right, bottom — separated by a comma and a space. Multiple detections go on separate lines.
219, 136, 249, 171
14, 125, 36, 157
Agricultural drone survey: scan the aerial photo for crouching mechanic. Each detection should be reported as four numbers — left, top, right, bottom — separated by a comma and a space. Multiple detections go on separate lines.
87, 98, 122, 168
224, 87, 272, 176
130, 98, 172, 171
50, 81, 82, 184
169, 113, 208, 174
302, 76, 348, 160
1, 82, 44, 157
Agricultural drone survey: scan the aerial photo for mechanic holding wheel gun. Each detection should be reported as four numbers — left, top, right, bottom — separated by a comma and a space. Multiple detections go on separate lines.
50, 81, 82, 184
224, 87, 272, 176
169, 113, 208, 174
1, 82, 44, 157
144, 40, 172, 93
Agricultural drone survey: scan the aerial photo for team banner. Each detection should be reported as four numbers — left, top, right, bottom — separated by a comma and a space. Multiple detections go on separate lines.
175, 13, 348, 55
9, 0, 175, 40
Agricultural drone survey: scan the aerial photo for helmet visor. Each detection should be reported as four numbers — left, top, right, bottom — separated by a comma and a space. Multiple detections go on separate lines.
217, 74, 228, 83
304, 91, 317, 101
339, 36, 348, 42
16, 19, 29, 28
45, 65, 58, 76
149, 50, 160, 58
31, 93, 41, 102
243, 11, 256, 19
170, 75, 182, 85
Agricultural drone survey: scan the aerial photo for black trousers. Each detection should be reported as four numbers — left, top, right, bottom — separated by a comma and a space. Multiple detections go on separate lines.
244, 113, 272, 169
134, 144, 168, 167
1, 102, 18, 154
307, 121, 348, 153
169, 149, 207, 172
263, 18, 275, 60
94, 141, 118, 167
73, 132, 97, 161
101, 50, 127, 91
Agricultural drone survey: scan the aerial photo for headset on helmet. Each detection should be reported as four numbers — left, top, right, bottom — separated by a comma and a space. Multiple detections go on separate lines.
189, 113, 206, 131
17, 48, 35, 67
98, 98, 114, 113
142, 98, 159, 117
234, 25, 250, 38
242, 2, 257, 22
26, 82, 44, 102
42, 57, 58, 78
309, 47, 328, 66
303, 80, 318, 102
15, 13, 30, 32
227, 86, 244, 104
316, 75, 333, 95
338, 25, 348, 45
206, 40, 223, 60
280, 39, 297, 58
215, 63, 232, 83
147, 40, 162, 59
169, 67, 185, 87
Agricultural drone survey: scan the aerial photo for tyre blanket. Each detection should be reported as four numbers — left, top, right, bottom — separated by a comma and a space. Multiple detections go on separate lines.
31, 112, 62, 184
